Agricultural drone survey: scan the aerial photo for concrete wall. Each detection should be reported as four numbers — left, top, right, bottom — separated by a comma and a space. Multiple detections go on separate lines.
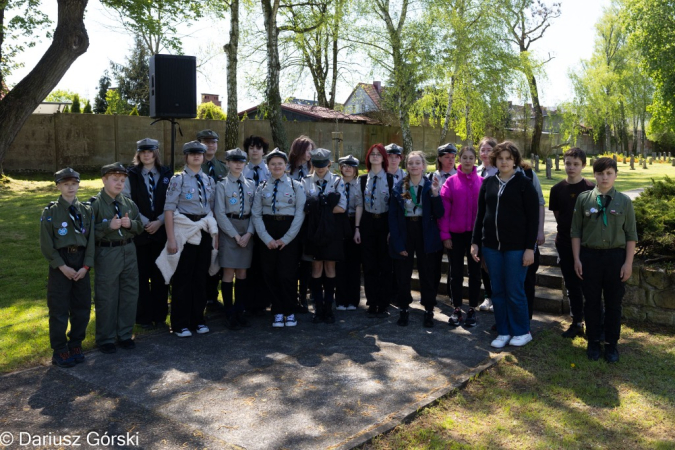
4, 114, 605, 172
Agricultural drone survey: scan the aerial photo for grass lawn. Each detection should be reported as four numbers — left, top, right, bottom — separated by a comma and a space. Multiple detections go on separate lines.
362, 321, 675, 450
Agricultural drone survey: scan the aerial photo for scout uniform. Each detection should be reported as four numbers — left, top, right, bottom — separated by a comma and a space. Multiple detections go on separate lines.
197, 129, 228, 309
301, 148, 346, 324
288, 161, 311, 181
335, 155, 363, 310
244, 159, 271, 187
40, 168, 95, 367
252, 149, 306, 328
91, 163, 144, 353
571, 185, 637, 359
385, 143, 407, 184
389, 173, 445, 327
214, 148, 256, 328
358, 166, 394, 317
164, 141, 216, 335
123, 138, 173, 328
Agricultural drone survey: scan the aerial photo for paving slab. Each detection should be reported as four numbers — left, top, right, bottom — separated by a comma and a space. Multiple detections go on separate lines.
0, 298, 560, 450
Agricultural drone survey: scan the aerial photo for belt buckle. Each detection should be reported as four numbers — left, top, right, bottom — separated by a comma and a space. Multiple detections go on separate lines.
372, 213, 381, 219
275, 215, 284, 221
67, 246, 78, 253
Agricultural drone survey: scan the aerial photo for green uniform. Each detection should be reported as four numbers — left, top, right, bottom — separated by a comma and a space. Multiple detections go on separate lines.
91, 189, 144, 346
40, 196, 95, 353
570, 186, 638, 249
202, 157, 228, 182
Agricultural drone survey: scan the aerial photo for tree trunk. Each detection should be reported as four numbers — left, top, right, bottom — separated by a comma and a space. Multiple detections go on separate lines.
465, 103, 473, 145
328, 17, 338, 109
620, 100, 629, 154
528, 72, 543, 156
0, 0, 89, 174
0, 5, 5, 97
223, 0, 240, 151
640, 114, 646, 156
439, 75, 455, 145
261, 0, 288, 152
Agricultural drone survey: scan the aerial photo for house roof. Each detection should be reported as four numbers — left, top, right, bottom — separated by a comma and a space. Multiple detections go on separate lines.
238, 103, 379, 124
344, 82, 384, 110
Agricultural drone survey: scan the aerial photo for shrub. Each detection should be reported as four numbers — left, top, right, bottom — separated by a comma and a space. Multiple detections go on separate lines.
83, 100, 92, 114
71, 94, 81, 113
633, 176, 675, 259
197, 102, 226, 120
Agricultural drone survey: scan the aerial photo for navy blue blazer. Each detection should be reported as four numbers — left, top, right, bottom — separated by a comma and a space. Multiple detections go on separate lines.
388, 176, 444, 259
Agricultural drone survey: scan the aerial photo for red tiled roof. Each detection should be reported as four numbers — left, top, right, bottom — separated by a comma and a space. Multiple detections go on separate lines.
238, 103, 379, 124
344, 82, 384, 111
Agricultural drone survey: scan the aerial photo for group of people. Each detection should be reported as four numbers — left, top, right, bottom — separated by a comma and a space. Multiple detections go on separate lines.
40, 130, 636, 368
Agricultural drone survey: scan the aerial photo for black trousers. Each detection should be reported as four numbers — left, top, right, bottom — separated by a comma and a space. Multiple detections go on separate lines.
524, 247, 540, 319
580, 247, 625, 344
394, 219, 438, 310
248, 236, 273, 310
449, 231, 481, 308
47, 248, 91, 352
259, 217, 301, 316
205, 269, 222, 302
171, 230, 211, 331
556, 242, 585, 323
336, 217, 362, 307
360, 212, 392, 309
135, 240, 169, 324
433, 247, 450, 300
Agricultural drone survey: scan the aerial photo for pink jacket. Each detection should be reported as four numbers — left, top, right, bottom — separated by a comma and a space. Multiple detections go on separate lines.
438, 167, 483, 240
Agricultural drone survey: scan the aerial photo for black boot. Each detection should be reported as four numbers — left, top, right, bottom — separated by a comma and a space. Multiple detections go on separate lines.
397, 309, 409, 326
310, 277, 325, 323
323, 277, 336, 324
234, 278, 251, 327
221, 282, 240, 331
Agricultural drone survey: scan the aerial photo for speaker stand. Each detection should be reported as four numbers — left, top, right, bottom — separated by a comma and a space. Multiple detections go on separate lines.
150, 118, 183, 172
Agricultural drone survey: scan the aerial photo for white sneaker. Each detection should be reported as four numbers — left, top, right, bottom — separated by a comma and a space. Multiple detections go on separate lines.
272, 314, 285, 328
346, 305, 357, 311
510, 333, 533, 347
479, 298, 493, 312
491, 335, 512, 348
336, 305, 347, 311
195, 324, 210, 334
285, 314, 297, 327
175, 328, 192, 338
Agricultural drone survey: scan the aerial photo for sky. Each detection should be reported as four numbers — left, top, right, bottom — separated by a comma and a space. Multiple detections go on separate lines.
6, 0, 611, 110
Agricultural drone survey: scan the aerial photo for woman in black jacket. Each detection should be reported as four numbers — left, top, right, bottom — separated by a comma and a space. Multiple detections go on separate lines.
470, 141, 539, 349
123, 138, 173, 329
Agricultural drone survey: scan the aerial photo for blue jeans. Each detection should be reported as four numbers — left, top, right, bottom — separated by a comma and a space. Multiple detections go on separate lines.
482, 247, 530, 336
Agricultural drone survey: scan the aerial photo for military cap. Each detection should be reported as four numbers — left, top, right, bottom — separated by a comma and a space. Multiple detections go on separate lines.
101, 162, 127, 177
310, 148, 332, 168
197, 129, 220, 141
54, 167, 80, 184
437, 143, 458, 156
225, 148, 247, 162
385, 143, 404, 155
137, 138, 159, 151
183, 140, 207, 154
338, 154, 359, 167
265, 148, 288, 163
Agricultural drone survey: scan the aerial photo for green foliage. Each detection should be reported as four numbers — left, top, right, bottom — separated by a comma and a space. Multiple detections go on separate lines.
83, 100, 92, 114
197, 101, 226, 120
104, 89, 128, 115
633, 175, 675, 257
70, 94, 81, 113
45, 89, 77, 103
111, 36, 150, 116
94, 71, 111, 114
129, 106, 139, 116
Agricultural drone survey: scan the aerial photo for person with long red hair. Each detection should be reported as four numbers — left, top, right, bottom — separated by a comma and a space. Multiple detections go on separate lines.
355, 144, 395, 318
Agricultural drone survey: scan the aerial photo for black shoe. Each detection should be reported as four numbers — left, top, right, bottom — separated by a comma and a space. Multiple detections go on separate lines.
423, 311, 434, 328
562, 322, 584, 338
397, 310, 409, 326
587, 341, 602, 361
224, 315, 242, 330
118, 339, 136, 350
604, 343, 620, 363
464, 308, 477, 327
448, 307, 463, 326
376, 306, 390, 318
52, 351, 76, 368
366, 306, 377, 318
99, 343, 116, 354
69, 346, 85, 364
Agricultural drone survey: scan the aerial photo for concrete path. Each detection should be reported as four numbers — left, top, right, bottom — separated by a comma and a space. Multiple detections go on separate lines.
0, 301, 560, 450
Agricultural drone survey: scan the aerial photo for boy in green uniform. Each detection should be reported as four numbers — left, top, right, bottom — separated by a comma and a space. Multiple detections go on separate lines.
571, 157, 637, 363
91, 163, 144, 354
40, 168, 95, 367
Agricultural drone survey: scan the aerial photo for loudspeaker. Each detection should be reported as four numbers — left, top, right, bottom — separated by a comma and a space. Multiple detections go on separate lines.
149, 54, 197, 119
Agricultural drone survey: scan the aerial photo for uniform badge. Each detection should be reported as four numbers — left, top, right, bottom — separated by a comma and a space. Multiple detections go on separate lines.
46, 217, 52, 222
61, 222, 68, 227
288, 199, 293, 204
164, 177, 170, 184
265, 193, 272, 198
186, 193, 193, 200
190, 188, 196, 193
585, 211, 590, 217
58, 228, 68, 236
102, 218, 108, 222
590, 207, 598, 214
610, 210, 617, 215
229, 198, 238, 205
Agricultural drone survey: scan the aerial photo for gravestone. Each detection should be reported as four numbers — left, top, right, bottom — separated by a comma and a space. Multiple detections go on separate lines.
554, 154, 560, 171
630, 155, 635, 170
546, 158, 552, 180
613, 154, 617, 162
643, 159, 648, 169
534, 155, 540, 172
649, 157, 653, 165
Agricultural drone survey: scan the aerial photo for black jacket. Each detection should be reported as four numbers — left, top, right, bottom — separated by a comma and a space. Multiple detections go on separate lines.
472, 171, 539, 252
127, 164, 173, 245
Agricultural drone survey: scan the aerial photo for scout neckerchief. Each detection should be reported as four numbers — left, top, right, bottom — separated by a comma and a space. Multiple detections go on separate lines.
272, 179, 280, 213
195, 173, 205, 208
317, 178, 327, 196
345, 181, 350, 213
207, 160, 215, 179
112, 199, 124, 237
147, 170, 155, 210
596, 194, 611, 226
406, 183, 422, 216
370, 174, 377, 209
252, 165, 260, 186
237, 179, 245, 219
68, 204, 85, 234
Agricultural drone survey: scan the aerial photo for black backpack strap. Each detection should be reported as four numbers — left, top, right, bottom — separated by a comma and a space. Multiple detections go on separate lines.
359, 174, 367, 197
524, 168, 534, 181
386, 173, 394, 195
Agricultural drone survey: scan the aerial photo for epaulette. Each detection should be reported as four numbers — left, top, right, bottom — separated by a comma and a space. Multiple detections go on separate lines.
88, 196, 98, 204
44, 201, 57, 210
